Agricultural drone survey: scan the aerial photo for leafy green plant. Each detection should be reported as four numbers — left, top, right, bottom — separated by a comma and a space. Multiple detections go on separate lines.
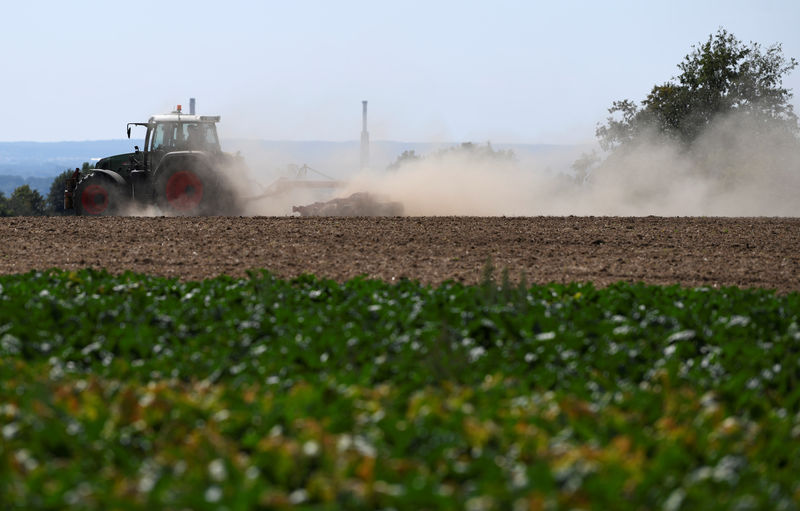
1, 269, 798, 509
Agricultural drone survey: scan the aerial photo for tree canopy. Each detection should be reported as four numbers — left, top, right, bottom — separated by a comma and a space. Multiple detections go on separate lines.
596, 29, 798, 151
46, 170, 74, 215
0, 192, 12, 217
7, 185, 46, 216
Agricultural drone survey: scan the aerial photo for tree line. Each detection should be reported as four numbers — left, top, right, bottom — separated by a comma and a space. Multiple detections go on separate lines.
0, 162, 91, 217
387, 142, 515, 171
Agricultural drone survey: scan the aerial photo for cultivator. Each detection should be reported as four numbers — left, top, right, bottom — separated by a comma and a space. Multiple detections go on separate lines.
241, 164, 347, 205
292, 192, 403, 216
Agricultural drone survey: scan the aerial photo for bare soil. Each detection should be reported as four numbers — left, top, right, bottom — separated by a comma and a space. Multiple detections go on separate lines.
1, 216, 798, 292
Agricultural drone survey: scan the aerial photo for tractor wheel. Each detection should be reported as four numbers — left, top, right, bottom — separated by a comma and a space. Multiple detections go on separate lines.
74, 173, 129, 216
155, 162, 222, 215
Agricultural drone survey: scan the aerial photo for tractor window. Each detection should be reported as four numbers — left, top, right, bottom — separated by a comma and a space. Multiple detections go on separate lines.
200, 124, 219, 147
183, 123, 220, 151
151, 122, 183, 150
151, 123, 166, 149
173, 123, 185, 145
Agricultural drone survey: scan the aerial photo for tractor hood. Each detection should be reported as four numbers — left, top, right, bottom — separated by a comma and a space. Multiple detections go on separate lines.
95, 152, 139, 177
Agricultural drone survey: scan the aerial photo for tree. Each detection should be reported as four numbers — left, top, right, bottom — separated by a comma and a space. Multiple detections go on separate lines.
387, 150, 420, 171
46, 163, 92, 215
441, 142, 515, 162
570, 150, 600, 183
596, 29, 798, 151
47, 169, 75, 215
0, 192, 12, 217
8, 185, 46, 216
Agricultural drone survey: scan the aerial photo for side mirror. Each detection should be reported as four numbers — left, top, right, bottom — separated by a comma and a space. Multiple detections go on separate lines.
127, 126, 131, 139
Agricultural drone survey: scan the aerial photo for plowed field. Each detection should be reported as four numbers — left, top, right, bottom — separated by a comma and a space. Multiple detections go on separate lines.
1, 216, 798, 291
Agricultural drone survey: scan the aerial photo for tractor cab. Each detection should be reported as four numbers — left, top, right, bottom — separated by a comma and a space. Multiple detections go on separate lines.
128, 106, 222, 173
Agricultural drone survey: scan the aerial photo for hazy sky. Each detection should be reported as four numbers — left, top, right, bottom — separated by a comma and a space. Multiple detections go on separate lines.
3, 0, 799, 144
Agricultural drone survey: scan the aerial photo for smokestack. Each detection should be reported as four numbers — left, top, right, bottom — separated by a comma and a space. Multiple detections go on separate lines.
189, 98, 196, 115
360, 100, 370, 170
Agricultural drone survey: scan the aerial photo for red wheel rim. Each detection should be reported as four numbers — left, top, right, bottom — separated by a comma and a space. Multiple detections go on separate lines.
165, 171, 204, 211
81, 184, 109, 215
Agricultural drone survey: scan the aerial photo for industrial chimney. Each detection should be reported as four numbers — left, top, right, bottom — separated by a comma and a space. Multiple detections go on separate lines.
360, 100, 370, 170
189, 98, 196, 115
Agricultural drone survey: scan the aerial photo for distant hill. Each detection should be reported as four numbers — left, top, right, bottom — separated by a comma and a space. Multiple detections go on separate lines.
0, 140, 145, 178
0, 175, 57, 197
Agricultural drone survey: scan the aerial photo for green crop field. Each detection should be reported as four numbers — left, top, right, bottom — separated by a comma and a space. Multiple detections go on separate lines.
1, 268, 799, 510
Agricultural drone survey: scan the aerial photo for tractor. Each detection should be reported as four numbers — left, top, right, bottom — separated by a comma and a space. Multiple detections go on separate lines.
65, 105, 241, 216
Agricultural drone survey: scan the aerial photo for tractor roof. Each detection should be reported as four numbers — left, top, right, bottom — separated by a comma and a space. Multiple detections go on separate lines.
148, 113, 220, 124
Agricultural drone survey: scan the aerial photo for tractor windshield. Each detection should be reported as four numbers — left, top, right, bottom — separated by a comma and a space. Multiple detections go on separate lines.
151, 122, 220, 152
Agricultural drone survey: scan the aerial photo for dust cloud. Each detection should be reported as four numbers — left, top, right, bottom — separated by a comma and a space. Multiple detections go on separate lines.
258, 111, 797, 217
222, 143, 348, 216
214, 108, 800, 217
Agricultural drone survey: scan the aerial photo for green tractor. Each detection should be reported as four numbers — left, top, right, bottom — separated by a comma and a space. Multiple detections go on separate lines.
65, 105, 241, 216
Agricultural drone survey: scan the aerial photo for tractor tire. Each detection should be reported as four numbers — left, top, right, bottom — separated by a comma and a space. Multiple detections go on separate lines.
74, 173, 129, 216
155, 161, 226, 216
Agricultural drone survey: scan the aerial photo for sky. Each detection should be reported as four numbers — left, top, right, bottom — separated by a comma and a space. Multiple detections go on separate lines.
2, 0, 800, 144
